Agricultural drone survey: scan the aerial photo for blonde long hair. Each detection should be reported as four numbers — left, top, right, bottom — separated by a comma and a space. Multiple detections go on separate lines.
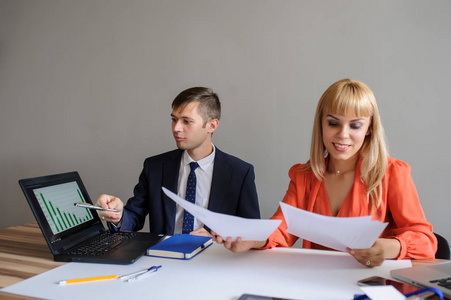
308, 79, 388, 207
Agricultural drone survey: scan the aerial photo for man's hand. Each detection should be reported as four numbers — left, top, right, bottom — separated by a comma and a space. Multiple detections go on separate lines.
96, 194, 124, 225
190, 228, 213, 237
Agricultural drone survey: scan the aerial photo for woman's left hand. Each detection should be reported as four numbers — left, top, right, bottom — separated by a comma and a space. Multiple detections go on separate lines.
347, 238, 401, 267
346, 239, 385, 268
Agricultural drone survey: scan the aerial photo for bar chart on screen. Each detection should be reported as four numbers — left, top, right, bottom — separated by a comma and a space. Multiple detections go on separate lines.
32, 181, 94, 234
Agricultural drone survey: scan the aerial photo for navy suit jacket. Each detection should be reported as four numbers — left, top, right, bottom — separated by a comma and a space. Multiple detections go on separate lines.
119, 148, 260, 235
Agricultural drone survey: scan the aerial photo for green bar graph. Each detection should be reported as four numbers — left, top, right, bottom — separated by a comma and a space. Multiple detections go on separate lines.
49, 202, 57, 216
64, 212, 71, 227
40, 193, 59, 232
77, 189, 92, 218
68, 214, 74, 226
57, 207, 67, 229
33, 182, 95, 235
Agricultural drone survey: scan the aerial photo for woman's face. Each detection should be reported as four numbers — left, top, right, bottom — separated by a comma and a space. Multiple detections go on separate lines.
322, 113, 371, 162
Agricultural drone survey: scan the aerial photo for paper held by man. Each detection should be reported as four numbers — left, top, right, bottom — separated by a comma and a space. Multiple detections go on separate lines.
162, 187, 281, 241
162, 187, 387, 250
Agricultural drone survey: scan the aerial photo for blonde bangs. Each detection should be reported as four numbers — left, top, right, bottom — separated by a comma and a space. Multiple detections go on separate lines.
321, 82, 375, 118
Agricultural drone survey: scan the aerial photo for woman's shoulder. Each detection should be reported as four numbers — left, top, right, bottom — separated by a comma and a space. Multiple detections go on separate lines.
386, 157, 412, 174
288, 162, 315, 179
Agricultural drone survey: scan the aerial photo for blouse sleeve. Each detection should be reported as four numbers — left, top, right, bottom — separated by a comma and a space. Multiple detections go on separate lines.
385, 159, 437, 259
260, 164, 309, 249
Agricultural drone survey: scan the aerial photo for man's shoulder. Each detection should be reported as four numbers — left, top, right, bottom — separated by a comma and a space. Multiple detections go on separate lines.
143, 149, 183, 164
215, 148, 253, 168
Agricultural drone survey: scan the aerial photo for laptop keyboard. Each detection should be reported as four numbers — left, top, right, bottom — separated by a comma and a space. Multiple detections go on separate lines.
430, 277, 451, 290
67, 231, 136, 256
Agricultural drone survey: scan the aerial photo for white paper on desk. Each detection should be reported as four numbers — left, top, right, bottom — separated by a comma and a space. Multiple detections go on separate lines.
280, 202, 388, 251
162, 187, 281, 240
360, 286, 406, 300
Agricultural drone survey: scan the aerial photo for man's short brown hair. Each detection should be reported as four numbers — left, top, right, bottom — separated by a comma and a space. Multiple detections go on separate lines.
172, 87, 221, 126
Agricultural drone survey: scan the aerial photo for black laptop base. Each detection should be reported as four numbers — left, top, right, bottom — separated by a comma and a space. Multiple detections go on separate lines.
56, 231, 164, 265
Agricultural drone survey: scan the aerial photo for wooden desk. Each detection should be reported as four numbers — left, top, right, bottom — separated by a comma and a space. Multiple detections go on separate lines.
0, 223, 447, 299
0, 223, 65, 299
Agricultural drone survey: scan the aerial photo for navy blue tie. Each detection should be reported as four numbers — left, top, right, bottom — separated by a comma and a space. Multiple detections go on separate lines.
182, 162, 199, 234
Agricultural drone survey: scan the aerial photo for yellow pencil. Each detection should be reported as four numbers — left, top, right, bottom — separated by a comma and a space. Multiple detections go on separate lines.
58, 275, 119, 285
58, 266, 161, 285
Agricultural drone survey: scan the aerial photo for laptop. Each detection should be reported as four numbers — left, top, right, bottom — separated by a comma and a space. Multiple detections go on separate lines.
19, 171, 164, 264
391, 261, 451, 298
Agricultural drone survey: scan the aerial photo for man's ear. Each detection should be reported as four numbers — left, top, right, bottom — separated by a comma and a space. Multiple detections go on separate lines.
208, 119, 219, 134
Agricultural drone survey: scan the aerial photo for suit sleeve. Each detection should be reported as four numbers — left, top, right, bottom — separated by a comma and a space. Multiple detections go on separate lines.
385, 160, 437, 259
236, 164, 261, 219
119, 160, 151, 232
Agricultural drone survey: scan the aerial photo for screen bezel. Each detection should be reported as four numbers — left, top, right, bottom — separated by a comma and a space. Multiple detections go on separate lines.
19, 171, 104, 255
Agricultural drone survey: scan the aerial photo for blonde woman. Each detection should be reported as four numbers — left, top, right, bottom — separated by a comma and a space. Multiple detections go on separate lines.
216, 79, 437, 267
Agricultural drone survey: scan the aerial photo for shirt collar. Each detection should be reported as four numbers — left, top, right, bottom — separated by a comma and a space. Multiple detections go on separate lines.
182, 144, 216, 171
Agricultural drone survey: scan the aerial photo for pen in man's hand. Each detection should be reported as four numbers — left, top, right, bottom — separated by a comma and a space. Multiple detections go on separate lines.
74, 202, 119, 212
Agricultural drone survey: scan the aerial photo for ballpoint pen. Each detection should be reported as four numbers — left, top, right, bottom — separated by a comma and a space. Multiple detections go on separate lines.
74, 202, 119, 212
58, 265, 162, 285
120, 265, 162, 282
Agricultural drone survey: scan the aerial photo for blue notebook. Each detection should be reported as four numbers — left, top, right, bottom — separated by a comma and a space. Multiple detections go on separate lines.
146, 234, 213, 260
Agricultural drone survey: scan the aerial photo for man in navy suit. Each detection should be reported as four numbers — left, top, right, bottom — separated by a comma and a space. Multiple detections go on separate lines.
96, 87, 260, 236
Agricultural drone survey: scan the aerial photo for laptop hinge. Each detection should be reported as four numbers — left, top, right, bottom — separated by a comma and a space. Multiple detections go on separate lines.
61, 227, 105, 251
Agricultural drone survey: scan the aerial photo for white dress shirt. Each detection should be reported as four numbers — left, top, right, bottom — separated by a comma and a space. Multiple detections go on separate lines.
174, 145, 215, 234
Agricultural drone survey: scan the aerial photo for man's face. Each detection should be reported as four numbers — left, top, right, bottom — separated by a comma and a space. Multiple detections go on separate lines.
171, 101, 214, 153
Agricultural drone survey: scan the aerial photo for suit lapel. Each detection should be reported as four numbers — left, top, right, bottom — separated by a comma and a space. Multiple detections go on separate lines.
162, 150, 183, 234
208, 148, 231, 212
162, 150, 181, 193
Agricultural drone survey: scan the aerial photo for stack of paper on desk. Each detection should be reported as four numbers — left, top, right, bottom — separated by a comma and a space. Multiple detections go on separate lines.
280, 202, 388, 251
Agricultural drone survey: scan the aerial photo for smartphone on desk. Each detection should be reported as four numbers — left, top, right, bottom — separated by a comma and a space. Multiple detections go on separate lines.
357, 276, 422, 295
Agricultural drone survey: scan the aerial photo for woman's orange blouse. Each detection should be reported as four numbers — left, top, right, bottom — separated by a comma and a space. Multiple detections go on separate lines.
263, 157, 437, 260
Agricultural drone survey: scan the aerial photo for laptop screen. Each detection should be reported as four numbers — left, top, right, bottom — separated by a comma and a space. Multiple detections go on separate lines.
32, 181, 94, 235
20, 172, 105, 254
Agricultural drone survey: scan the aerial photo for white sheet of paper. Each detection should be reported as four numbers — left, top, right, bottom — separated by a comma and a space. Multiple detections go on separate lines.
280, 202, 388, 251
1, 244, 413, 300
360, 286, 406, 300
162, 187, 281, 240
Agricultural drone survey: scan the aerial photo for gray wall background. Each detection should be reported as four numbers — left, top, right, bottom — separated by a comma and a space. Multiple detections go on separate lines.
1, 1, 450, 244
